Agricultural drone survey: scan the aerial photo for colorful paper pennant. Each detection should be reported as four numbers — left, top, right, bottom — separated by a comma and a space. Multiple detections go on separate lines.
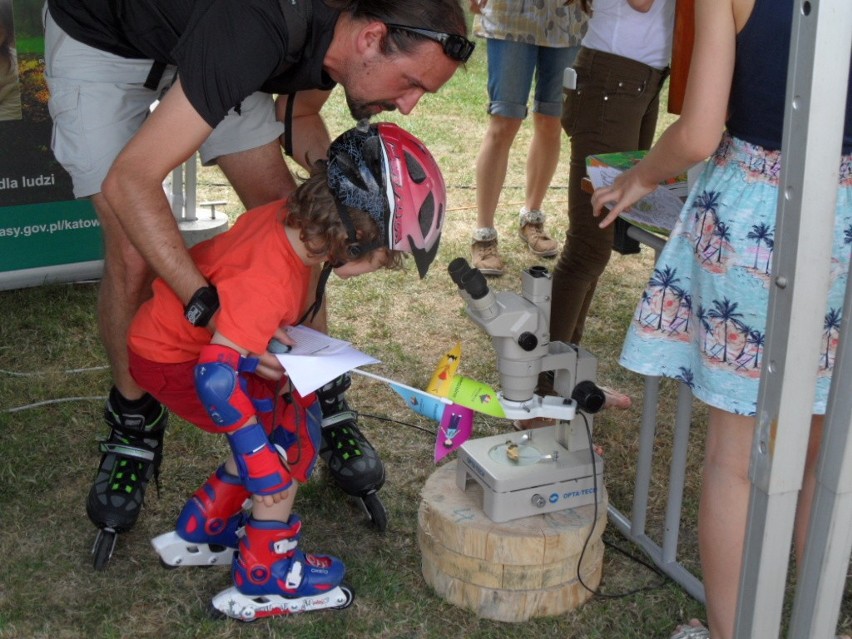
446, 374, 505, 418
427, 342, 461, 397
434, 403, 474, 463
387, 381, 451, 422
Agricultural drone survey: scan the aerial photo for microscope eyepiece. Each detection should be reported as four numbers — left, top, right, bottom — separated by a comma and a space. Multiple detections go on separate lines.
460, 267, 490, 300
528, 265, 549, 278
449, 256, 491, 300
448, 257, 472, 288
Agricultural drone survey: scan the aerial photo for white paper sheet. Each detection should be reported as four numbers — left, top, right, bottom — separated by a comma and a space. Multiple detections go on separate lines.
273, 325, 379, 395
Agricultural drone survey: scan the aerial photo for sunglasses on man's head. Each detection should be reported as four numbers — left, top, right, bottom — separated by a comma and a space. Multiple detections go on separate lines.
385, 24, 475, 63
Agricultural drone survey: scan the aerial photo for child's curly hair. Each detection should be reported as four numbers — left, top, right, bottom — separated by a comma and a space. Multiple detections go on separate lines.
285, 160, 403, 270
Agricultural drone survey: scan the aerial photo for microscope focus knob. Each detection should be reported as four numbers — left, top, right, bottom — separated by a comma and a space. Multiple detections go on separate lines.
572, 380, 606, 414
517, 331, 538, 351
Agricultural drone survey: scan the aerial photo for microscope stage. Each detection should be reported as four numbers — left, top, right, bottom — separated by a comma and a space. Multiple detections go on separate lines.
455, 426, 604, 523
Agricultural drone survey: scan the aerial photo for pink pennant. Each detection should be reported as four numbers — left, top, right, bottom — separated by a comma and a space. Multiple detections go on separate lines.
434, 403, 474, 463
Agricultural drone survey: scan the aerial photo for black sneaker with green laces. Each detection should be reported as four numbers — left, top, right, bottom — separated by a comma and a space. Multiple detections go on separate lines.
317, 374, 387, 531
86, 387, 168, 569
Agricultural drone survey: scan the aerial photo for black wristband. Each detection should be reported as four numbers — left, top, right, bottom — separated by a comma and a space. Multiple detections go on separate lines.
184, 285, 219, 327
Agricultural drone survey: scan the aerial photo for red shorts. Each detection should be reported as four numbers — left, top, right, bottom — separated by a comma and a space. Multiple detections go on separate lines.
128, 349, 321, 483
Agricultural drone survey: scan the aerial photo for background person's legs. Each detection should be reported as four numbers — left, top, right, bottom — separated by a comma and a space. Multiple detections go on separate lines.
470, 37, 535, 276
551, 48, 665, 344
518, 43, 579, 258
524, 112, 562, 214
472, 113, 523, 275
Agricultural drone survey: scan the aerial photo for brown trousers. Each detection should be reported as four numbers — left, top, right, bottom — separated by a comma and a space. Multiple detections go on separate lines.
552, 47, 668, 344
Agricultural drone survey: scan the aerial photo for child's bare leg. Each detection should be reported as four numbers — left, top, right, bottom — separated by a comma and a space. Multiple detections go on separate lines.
794, 415, 824, 563
699, 408, 756, 639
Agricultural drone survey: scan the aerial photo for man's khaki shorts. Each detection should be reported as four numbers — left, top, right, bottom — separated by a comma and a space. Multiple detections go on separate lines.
44, 7, 284, 198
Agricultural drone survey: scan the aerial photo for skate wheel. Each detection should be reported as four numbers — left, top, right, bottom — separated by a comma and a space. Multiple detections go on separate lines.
206, 602, 230, 621
335, 583, 356, 609
92, 529, 117, 571
362, 493, 388, 532
159, 558, 179, 571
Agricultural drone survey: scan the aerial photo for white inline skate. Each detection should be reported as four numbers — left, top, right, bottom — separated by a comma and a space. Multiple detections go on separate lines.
151, 464, 250, 567
210, 515, 354, 621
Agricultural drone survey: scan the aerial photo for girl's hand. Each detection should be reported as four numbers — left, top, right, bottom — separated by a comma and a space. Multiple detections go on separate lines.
591, 168, 658, 228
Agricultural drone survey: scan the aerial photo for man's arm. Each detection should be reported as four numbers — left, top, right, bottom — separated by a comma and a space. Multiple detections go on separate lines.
217, 89, 335, 212
275, 88, 333, 170
101, 77, 212, 305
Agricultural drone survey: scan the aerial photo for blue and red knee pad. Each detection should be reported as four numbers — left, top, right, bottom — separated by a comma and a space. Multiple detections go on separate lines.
195, 343, 320, 494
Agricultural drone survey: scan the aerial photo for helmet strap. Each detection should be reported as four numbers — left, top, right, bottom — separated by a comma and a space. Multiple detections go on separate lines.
297, 261, 334, 325
334, 197, 382, 261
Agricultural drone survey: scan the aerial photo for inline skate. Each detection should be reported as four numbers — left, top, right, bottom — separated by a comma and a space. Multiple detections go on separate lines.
210, 515, 354, 621
316, 373, 387, 531
152, 464, 251, 568
86, 388, 168, 570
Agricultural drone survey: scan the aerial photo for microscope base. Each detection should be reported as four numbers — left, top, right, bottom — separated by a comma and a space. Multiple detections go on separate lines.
455, 426, 604, 523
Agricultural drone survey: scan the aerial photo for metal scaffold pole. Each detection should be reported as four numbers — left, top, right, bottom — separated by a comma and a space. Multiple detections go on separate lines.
789, 241, 852, 638
734, 1, 852, 637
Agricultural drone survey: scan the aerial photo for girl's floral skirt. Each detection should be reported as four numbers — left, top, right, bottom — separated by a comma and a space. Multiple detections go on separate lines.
619, 132, 852, 416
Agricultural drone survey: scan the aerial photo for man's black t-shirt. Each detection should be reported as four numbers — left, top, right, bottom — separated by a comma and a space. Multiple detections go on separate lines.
46, 0, 339, 127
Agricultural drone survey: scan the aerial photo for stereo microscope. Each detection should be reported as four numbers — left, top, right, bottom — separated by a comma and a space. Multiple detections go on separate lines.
448, 258, 606, 522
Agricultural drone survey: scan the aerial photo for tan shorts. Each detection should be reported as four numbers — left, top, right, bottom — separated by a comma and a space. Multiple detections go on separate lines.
43, 7, 284, 198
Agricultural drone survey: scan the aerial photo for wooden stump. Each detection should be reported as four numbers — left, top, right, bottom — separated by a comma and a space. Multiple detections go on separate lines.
418, 460, 607, 623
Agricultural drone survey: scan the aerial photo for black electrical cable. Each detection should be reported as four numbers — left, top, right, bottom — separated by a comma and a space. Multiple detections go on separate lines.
574, 410, 671, 599
358, 412, 437, 436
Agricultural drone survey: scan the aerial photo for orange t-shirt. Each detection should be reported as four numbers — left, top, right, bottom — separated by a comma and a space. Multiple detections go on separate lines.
128, 200, 311, 363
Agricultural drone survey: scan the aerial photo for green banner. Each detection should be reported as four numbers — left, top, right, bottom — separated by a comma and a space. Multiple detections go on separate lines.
0, 200, 102, 270
0, 0, 103, 283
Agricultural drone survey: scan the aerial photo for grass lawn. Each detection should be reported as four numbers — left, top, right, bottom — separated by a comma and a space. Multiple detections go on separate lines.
2, 23, 850, 639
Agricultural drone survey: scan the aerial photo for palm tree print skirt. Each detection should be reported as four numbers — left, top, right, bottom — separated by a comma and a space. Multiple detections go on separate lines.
619, 132, 852, 416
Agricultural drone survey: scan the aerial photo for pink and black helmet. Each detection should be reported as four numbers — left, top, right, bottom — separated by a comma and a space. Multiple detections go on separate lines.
327, 122, 446, 278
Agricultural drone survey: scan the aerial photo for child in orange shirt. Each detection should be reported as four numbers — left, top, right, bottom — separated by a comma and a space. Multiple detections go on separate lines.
126, 123, 445, 621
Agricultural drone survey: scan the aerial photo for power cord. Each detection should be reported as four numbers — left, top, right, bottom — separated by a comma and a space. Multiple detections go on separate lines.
575, 410, 671, 599
358, 412, 437, 436
1, 365, 109, 413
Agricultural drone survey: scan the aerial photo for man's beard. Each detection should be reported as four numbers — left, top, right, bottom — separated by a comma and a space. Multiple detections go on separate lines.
345, 93, 397, 120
